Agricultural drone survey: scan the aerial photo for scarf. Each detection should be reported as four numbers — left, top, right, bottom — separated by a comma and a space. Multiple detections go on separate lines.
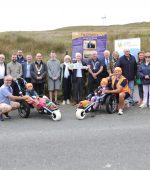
64, 62, 70, 78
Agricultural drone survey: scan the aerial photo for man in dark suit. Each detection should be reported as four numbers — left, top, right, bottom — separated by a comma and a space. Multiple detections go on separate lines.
22, 55, 33, 83
30, 53, 47, 97
0, 54, 7, 87
87, 51, 103, 94
72, 52, 88, 105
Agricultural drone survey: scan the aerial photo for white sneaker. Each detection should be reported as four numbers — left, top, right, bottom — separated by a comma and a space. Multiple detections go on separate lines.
66, 99, 70, 104
139, 103, 147, 108
62, 100, 66, 105
118, 109, 123, 115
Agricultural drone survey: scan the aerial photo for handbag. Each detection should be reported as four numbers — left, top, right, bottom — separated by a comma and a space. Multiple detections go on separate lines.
135, 78, 142, 85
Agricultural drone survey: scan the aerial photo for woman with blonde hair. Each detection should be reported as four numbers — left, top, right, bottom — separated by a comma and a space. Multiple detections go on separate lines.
60, 55, 72, 105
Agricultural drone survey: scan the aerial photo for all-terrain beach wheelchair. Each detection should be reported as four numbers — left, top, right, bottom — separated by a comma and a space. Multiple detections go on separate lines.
76, 78, 118, 120
16, 78, 61, 121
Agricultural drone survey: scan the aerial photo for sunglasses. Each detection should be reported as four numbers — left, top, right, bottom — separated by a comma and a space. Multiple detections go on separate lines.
145, 56, 150, 58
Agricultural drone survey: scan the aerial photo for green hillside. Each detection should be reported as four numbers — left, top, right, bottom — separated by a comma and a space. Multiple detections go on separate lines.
0, 22, 150, 62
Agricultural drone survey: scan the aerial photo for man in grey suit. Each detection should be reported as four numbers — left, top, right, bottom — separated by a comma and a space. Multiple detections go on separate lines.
22, 55, 33, 83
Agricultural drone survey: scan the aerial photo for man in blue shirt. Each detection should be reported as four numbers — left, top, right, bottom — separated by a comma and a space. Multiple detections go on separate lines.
22, 54, 33, 83
0, 75, 27, 121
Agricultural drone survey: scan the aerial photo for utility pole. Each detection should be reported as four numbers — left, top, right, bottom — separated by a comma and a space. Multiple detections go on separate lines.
101, 16, 107, 26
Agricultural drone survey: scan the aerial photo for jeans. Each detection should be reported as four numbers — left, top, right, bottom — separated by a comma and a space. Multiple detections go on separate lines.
128, 80, 135, 103
143, 85, 150, 105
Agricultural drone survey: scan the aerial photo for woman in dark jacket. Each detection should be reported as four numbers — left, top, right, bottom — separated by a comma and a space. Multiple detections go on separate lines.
60, 55, 72, 105
136, 51, 145, 105
139, 52, 150, 108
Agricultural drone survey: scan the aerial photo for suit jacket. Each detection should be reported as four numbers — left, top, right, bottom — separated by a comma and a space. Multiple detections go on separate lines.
30, 61, 47, 84
22, 62, 27, 79
72, 61, 87, 82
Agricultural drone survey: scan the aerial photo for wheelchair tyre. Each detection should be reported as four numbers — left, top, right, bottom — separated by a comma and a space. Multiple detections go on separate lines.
51, 110, 61, 121
18, 101, 31, 118
105, 95, 117, 114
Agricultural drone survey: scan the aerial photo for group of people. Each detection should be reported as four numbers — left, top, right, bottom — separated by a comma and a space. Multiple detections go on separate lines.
0, 48, 150, 121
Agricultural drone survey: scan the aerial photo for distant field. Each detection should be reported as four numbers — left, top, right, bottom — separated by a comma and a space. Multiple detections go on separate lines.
0, 22, 150, 62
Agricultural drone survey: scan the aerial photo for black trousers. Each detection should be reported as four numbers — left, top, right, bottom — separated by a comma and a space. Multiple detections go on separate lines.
11, 81, 19, 96
0, 79, 4, 87
33, 83, 45, 97
25, 78, 31, 83
88, 76, 101, 94
138, 84, 143, 99
73, 77, 83, 103
63, 77, 71, 100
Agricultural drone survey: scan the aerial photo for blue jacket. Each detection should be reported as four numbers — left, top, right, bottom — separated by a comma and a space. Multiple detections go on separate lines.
117, 54, 137, 81
17, 56, 26, 64
139, 63, 150, 85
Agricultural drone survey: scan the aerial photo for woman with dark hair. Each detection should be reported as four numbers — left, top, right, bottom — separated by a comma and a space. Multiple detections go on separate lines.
136, 51, 145, 105
139, 52, 150, 108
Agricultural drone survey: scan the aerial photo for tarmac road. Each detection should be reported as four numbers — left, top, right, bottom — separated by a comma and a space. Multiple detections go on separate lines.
0, 102, 150, 170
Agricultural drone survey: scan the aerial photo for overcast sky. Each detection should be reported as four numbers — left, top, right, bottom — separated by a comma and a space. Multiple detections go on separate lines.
0, 0, 150, 32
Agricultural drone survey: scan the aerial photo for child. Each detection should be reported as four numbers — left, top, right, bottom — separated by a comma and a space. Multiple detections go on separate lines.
91, 78, 109, 110
25, 83, 57, 110
25, 83, 39, 97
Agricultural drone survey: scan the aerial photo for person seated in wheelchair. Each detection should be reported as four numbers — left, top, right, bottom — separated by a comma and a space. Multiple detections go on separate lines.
25, 83, 58, 110
90, 78, 109, 110
102, 67, 131, 115
78, 78, 109, 110
25, 83, 39, 98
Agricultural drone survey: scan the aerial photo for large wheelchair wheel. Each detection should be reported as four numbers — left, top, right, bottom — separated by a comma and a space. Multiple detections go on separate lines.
18, 101, 31, 118
51, 110, 61, 121
105, 94, 117, 114
76, 109, 86, 120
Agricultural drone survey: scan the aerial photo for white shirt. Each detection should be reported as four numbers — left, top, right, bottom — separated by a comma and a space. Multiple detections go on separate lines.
76, 62, 82, 77
0, 63, 5, 79
105, 58, 109, 66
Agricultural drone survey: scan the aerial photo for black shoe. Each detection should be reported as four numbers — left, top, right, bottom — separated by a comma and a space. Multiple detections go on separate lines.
0, 114, 4, 121
4, 113, 11, 119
